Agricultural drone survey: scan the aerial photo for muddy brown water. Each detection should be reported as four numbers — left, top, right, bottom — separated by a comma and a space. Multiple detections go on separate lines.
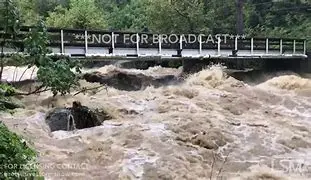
1, 65, 311, 180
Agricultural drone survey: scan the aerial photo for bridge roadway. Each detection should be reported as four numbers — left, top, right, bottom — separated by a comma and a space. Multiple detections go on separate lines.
1, 27, 309, 72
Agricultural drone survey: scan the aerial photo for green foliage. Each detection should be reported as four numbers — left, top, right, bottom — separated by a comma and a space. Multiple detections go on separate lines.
24, 19, 51, 66
244, 0, 311, 50
12, 0, 310, 47
5, 0, 311, 53
106, 0, 149, 31
146, 0, 209, 33
0, 84, 24, 111
0, 0, 21, 80
25, 20, 81, 96
0, 0, 20, 38
46, 0, 106, 29
0, 122, 39, 179
37, 59, 80, 96
0, 83, 16, 96
15, 0, 40, 26
16, 0, 68, 26
0, 84, 15, 111
208, 0, 236, 34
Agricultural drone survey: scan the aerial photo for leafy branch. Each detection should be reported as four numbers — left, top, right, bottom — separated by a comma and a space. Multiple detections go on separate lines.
0, 0, 21, 81
23, 20, 81, 96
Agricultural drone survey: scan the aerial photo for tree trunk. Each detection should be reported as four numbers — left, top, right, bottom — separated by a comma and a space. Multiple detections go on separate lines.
0, 46, 4, 81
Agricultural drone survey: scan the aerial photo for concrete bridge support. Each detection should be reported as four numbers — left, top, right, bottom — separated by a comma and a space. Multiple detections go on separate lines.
182, 59, 211, 74
182, 58, 264, 73
182, 56, 310, 74
303, 52, 311, 73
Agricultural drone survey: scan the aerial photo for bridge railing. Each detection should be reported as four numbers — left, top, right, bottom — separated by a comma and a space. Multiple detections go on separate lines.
0, 26, 308, 58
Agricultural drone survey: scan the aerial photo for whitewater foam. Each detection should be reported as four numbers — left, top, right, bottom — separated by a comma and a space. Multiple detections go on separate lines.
1, 66, 311, 179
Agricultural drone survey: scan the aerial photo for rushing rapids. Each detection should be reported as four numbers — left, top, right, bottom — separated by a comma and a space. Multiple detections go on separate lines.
1, 65, 311, 179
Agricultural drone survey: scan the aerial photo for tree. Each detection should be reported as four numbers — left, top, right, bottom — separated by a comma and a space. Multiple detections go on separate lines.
16, 0, 68, 26
0, 122, 40, 179
37, 0, 69, 17
0, 0, 20, 81
16, 0, 40, 26
25, 20, 81, 96
106, 0, 149, 31
244, 0, 311, 49
202, 0, 236, 34
46, 0, 107, 29
146, 0, 208, 34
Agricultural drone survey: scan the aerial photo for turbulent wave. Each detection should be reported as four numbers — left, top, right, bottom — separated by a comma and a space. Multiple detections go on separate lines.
186, 66, 245, 89
1, 65, 311, 180
258, 75, 311, 91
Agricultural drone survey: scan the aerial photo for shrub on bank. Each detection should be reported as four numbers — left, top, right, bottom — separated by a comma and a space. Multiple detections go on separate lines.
0, 84, 23, 111
0, 122, 40, 179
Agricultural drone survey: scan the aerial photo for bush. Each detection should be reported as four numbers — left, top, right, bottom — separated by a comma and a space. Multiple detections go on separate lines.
0, 84, 16, 96
0, 84, 19, 111
0, 122, 40, 179
37, 58, 81, 96
25, 20, 82, 96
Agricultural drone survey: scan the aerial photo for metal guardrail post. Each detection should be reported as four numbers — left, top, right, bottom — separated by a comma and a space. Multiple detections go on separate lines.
199, 35, 202, 55
304, 40, 307, 55
293, 40, 296, 54
111, 32, 115, 55
280, 39, 283, 54
84, 30, 88, 55
60, 30, 64, 54
179, 35, 183, 50
3, 26, 310, 60
234, 36, 238, 51
158, 34, 162, 55
136, 33, 140, 55
178, 35, 183, 57
266, 38, 269, 54
251, 38, 254, 54
218, 36, 221, 55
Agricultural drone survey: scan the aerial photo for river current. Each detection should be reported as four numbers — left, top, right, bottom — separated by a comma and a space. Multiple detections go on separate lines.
1, 65, 311, 180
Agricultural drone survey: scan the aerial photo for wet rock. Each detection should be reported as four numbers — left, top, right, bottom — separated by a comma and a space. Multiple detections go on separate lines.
83, 70, 179, 91
45, 101, 112, 132
45, 108, 73, 132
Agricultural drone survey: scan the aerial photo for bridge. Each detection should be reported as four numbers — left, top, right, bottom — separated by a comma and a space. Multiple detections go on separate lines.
1, 27, 309, 73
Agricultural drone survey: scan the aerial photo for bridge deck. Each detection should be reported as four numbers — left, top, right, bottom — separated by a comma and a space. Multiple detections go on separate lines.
1, 26, 308, 60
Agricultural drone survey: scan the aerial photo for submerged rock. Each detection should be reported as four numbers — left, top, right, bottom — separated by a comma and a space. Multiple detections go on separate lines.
45, 101, 112, 132
45, 108, 73, 132
83, 70, 179, 91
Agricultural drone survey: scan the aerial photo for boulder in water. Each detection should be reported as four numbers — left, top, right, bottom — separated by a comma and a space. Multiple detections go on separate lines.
45, 101, 112, 132
45, 108, 73, 131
